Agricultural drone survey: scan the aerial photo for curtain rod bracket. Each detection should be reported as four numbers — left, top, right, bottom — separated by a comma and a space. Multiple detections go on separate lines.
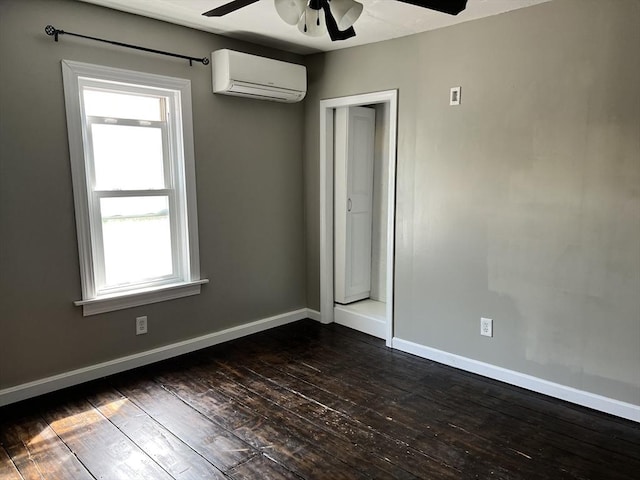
44, 25, 209, 66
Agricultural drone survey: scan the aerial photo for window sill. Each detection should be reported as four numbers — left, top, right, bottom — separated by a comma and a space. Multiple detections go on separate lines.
74, 279, 209, 316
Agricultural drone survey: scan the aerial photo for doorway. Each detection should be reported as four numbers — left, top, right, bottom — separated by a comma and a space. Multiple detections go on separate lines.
319, 90, 398, 347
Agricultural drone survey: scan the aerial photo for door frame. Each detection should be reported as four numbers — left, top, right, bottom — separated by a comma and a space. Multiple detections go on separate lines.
319, 90, 398, 347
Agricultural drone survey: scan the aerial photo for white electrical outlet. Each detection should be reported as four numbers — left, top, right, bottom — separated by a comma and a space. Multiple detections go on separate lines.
136, 316, 148, 335
481, 317, 493, 337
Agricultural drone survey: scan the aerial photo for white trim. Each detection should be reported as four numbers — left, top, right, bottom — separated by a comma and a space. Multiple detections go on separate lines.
0, 309, 308, 407
384, 95, 398, 346
75, 279, 209, 316
334, 306, 386, 339
392, 337, 640, 423
305, 308, 322, 322
63, 61, 96, 296
319, 101, 335, 325
319, 90, 398, 346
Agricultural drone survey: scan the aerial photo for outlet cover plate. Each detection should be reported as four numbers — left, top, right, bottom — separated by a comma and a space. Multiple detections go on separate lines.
450, 86, 461, 105
136, 316, 148, 335
481, 317, 493, 337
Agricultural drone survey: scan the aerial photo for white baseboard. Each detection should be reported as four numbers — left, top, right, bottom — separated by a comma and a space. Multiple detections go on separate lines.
334, 306, 385, 339
392, 337, 640, 423
306, 308, 322, 322
0, 308, 311, 407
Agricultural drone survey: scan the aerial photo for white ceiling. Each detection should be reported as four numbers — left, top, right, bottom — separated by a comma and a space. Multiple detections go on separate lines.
77, 0, 552, 55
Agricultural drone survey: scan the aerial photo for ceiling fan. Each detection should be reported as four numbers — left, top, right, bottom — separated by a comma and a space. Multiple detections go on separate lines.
202, 0, 468, 42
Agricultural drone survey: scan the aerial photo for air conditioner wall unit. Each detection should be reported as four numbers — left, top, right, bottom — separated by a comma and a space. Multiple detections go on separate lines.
212, 49, 307, 103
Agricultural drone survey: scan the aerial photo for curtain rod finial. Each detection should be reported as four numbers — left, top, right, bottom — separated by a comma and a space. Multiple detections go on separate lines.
44, 24, 61, 41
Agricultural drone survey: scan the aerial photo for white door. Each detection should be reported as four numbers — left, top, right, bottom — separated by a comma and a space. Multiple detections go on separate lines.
334, 106, 376, 304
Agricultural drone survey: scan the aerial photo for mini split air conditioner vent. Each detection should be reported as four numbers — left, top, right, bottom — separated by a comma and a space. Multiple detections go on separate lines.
211, 49, 307, 103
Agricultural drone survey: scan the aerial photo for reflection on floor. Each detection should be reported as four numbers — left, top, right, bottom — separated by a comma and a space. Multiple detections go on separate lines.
334, 298, 386, 339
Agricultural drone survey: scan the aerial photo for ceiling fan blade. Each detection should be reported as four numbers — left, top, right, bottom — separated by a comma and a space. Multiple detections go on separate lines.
321, 0, 356, 41
396, 0, 468, 16
202, 0, 260, 17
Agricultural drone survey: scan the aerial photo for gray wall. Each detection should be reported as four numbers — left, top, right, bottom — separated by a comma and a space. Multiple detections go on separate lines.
0, 0, 306, 389
304, 0, 640, 404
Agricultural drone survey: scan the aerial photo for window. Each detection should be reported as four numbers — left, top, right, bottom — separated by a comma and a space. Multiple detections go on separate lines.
62, 60, 206, 316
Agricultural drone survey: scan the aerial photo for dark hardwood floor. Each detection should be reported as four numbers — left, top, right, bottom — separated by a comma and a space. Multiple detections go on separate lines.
1, 319, 639, 479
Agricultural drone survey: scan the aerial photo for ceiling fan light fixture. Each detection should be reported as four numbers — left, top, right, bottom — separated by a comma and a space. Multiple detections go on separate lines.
274, 0, 306, 25
297, 5, 326, 37
329, 0, 363, 30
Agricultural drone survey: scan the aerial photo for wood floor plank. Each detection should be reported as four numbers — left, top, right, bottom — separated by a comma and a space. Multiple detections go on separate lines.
232, 341, 595, 479
113, 376, 257, 473
440, 381, 640, 461
0, 414, 93, 480
209, 355, 561, 480
43, 397, 174, 480
391, 392, 627, 480
443, 369, 640, 448
0, 443, 24, 480
199, 362, 436, 480
87, 386, 228, 480
296, 343, 640, 479
226, 454, 303, 480
154, 366, 384, 480
324, 357, 634, 479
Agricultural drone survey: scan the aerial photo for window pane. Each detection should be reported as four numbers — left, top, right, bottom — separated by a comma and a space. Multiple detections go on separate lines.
92, 124, 165, 190
83, 89, 162, 121
100, 196, 173, 287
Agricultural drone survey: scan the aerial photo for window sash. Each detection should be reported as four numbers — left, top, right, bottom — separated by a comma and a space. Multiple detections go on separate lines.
84, 103, 171, 192
91, 190, 182, 295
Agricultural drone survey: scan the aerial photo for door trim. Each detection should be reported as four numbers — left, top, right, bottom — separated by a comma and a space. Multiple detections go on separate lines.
319, 90, 398, 346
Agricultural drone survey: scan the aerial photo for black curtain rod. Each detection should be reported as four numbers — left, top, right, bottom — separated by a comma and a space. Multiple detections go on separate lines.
44, 25, 209, 66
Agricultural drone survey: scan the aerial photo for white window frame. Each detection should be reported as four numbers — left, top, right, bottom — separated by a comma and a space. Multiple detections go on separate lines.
62, 60, 207, 316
